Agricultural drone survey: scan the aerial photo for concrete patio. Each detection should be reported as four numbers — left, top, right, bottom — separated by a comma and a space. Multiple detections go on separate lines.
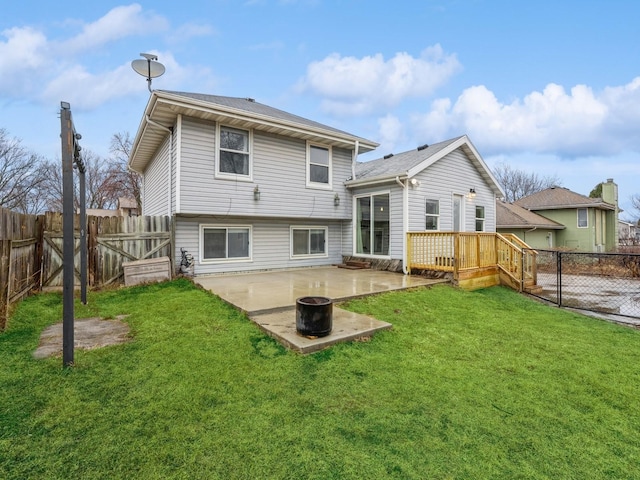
195, 266, 446, 353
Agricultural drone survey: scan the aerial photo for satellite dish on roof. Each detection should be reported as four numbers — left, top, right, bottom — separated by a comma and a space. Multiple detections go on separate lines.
131, 53, 165, 92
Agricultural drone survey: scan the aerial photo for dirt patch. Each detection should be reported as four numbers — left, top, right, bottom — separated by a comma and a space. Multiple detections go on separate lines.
34, 316, 130, 359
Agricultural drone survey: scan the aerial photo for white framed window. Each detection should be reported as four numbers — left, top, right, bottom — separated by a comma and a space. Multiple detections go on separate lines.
200, 224, 252, 262
425, 199, 439, 230
216, 125, 252, 180
475, 206, 485, 232
354, 192, 390, 257
577, 208, 588, 228
306, 143, 332, 189
290, 226, 328, 258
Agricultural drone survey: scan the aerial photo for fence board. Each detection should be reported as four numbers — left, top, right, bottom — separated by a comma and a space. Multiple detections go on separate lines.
0, 207, 42, 329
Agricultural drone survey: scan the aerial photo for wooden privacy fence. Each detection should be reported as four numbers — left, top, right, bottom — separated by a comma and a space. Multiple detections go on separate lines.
1, 208, 173, 329
0, 207, 43, 329
41, 212, 173, 288
407, 231, 538, 291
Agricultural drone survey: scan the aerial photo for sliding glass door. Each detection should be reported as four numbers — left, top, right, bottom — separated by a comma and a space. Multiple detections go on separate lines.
356, 193, 389, 256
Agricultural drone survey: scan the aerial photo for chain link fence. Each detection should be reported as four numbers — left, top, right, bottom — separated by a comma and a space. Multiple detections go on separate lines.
527, 249, 640, 319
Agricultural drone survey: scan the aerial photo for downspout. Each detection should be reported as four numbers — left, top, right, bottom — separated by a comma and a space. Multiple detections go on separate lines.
524, 226, 537, 243
144, 115, 173, 216
395, 176, 409, 274
352, 140, 359, 180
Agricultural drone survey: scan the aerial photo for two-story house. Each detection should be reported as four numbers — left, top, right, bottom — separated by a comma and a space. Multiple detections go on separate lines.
505, 181, 619, 252
128, 90, 503, 276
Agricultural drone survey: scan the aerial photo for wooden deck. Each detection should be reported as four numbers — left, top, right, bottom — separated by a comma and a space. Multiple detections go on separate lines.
407, 232, 538, 291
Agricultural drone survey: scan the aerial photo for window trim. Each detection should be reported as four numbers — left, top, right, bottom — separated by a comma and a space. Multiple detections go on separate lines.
425, 199, 440, 231
290, 226, 329, 259
306, 142, 332, 190
199, 224, 252, 263
475, 205, 485, 232
352, 190, 392, 259
577, 208, 588, 228
215, 124, 253, 182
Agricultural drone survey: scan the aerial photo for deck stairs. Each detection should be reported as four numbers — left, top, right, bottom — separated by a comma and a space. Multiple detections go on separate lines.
337, 260, 371, 270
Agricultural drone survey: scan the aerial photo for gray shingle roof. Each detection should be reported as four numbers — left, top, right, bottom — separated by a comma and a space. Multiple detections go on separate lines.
515, 186, 615, 211
497, 200, 564, 229
355, 136, 463, 179
161, 90, 362, 139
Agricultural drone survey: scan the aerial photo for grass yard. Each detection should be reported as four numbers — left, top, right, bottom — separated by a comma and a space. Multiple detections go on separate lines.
1, 279, 639, 479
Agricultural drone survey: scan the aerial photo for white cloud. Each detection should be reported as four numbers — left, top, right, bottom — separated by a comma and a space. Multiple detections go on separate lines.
298, 45, 461, 116
0, 27, 49, 95
376, 114, 406, 155
412, 78, 640, 157
60, 4, 168, 54
41, 62, 143, 110
39, 52, 218, 110
167, 22, 216, 43
0, 5, 219, 111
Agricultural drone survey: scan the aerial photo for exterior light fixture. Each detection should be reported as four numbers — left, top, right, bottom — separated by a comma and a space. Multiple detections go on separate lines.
334, 193, 340, 206
468, 188, 476, 199
254, 185, 260, 201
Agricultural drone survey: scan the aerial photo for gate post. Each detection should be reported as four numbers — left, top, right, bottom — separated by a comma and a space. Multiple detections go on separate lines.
61, 103, 75, 367
557, 251, 562, 307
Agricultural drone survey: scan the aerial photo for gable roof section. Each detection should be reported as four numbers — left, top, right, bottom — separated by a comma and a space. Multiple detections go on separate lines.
496, 200, 564, 229
348, 135, 505, 197
129, 90, 378, 173
515, 186, 615, 211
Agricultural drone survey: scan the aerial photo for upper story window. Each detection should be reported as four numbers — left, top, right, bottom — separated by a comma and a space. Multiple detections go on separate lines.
217, 125, 252, 179
475, 206, 485, 232
307, 143, 332, 189
425, 199, 439, 230
577, 208, 588, 228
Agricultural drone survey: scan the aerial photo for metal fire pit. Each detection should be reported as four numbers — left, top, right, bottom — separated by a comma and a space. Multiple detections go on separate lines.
296, 296, 333, 337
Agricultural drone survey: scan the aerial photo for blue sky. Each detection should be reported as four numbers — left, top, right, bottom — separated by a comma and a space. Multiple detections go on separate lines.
1, 0, 639, 216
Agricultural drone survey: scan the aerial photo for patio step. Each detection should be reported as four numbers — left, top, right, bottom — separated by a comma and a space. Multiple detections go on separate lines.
337, 260, 371, 270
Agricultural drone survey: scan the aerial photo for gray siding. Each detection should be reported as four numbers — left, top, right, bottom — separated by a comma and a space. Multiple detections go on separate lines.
178, 117, 353, 219
175, 215, 344, 275
408, 149, 497, 232
142, 136, 171, 216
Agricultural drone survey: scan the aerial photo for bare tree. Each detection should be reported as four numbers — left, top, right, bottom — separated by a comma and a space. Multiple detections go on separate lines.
492, 161, 562, 202
38, 159, 65, 212
40, 150, 119, 212
631, 194, 640, 223
107, 132, 141, 211
0, 129, 49, 213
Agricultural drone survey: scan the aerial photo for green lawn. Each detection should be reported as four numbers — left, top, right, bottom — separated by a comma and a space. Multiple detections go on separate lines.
1, 279, 639, 479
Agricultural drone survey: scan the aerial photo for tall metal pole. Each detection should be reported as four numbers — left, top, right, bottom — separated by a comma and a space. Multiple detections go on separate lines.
79, 168, 87, 305
61, 102, 75, 367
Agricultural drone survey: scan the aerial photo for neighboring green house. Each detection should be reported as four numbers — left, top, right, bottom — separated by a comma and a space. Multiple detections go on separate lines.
496, 200, 564, 248
501, 179, 619, 252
